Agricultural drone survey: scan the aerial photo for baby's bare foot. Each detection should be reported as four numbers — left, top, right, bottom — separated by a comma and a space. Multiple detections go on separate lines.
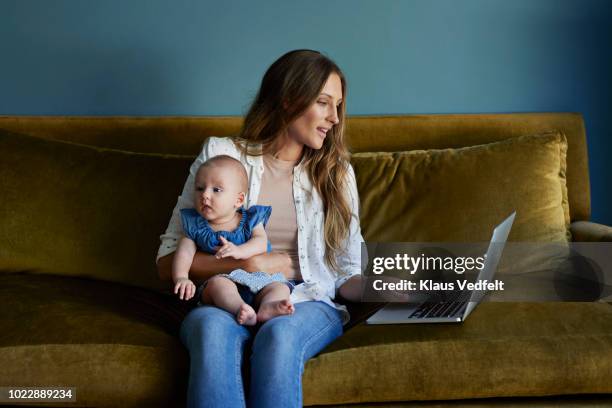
236, 303, 257, 326
257, 299, 295, 323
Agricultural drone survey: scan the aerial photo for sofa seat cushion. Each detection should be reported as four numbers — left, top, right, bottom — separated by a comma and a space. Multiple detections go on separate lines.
3, 274, 612, 406
0, 273, 189, 407
303, 302, 612, 406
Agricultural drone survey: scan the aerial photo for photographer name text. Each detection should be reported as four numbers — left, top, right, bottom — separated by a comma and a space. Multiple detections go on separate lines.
372, 279, 505, 292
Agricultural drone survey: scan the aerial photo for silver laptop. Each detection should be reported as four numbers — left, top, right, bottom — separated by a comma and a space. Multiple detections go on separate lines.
366, 212, 515, 324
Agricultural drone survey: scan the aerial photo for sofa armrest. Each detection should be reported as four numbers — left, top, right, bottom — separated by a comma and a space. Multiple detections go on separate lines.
570, 221, 612, 242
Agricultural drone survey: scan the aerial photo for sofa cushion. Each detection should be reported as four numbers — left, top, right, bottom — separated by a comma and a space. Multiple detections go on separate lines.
0, 273, 189, 407
3, 274, 611, 406
0, 113, 590, 223
304, 302, 612, 405
351, 132, 570, 242
0, 130, 194, 292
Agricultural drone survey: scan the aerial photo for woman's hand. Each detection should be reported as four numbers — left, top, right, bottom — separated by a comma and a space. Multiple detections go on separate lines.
244, 252, 295, 279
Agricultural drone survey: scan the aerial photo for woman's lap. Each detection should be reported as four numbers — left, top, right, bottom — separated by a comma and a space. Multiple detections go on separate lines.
180, 305, 252, 407
180, 300, 344, 408
249, 301, 344, 407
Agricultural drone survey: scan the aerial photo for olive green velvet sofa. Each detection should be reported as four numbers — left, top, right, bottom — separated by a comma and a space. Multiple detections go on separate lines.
1, 113, 611, 407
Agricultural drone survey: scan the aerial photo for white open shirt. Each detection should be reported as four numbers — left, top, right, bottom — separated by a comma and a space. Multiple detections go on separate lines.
157, 137, 364, 323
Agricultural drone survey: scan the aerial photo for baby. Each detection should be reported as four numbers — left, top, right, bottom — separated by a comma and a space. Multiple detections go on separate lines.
172, 155, 294, 326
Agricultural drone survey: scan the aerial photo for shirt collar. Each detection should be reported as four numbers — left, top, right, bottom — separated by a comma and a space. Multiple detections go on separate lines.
244, 141, 312, 192
242, 142, 262, 166
294, 161, 313, 192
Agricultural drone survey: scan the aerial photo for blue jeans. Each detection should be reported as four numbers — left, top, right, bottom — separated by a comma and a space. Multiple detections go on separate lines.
179, 300, 344, 408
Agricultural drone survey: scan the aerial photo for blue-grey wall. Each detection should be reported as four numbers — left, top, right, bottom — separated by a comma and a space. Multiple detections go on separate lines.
1, 0, 610, 225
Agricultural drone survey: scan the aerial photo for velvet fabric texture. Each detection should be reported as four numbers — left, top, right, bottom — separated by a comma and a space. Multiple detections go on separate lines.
304, 301, 612, 405
351, 132, 570, 242
3, 273, 611, 406
0, 273, 189, 407
0, 129, 569, 295
570, 221, 612, 242
0, 113, 590, 221
0, 114, 609, 407
0, 129, 193, 292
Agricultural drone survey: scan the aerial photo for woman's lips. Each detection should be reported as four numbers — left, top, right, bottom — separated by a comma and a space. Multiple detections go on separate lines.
317, 127, 328, 138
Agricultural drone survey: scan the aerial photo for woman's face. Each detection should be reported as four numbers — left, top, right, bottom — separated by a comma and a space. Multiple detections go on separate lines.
286, 72, 343, 150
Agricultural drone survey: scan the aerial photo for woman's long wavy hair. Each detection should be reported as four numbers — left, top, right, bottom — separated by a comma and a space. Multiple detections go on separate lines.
235, 49, 352, 274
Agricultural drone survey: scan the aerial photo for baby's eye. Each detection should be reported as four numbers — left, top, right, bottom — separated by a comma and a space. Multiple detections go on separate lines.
195, 186, 204, 192
213, 187, 223, 193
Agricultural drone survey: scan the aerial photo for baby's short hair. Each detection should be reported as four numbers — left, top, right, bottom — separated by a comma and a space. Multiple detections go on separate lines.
197, 155, 248, 192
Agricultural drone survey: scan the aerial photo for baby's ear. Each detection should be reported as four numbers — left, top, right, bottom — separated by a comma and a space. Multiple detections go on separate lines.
235, 192, 246, 207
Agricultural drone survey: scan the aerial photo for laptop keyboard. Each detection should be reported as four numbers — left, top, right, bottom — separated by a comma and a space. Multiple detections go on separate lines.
409, 290, 471, 319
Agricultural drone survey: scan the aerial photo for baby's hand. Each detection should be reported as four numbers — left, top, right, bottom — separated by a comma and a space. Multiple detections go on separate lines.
174, 277, 196, 301
216, 236, 248, 259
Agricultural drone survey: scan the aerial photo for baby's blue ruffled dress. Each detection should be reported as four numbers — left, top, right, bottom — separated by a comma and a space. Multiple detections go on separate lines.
180, 205, 288, 294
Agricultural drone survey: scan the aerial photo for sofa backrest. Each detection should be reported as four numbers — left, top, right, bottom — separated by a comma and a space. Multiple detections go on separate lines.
0, 113, 589, 221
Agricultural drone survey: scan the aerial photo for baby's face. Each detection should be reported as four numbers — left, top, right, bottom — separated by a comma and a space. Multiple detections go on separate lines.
194, 165, 244, 222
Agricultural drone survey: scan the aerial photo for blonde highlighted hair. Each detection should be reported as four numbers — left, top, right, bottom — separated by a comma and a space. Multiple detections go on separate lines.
235, 49, 352, 274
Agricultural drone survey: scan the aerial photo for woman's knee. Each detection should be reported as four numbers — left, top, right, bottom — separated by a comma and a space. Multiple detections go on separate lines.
253, 302, 343, 357
252, 316, 297, 354
180, 305, 249, 351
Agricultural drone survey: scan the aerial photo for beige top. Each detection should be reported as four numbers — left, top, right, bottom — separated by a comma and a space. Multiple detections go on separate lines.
256, 153, 301, 276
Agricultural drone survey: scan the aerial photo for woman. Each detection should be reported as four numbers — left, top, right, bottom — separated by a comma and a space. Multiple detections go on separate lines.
157, 49, 364, 408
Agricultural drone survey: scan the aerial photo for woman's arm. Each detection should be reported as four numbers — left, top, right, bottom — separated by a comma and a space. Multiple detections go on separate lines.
338, 275, 363, 302
158, 250, 296, 282
159, 251, 249, 281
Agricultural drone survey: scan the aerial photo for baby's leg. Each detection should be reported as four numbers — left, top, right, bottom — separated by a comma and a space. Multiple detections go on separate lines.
255, 282, 294, 323
202, 276, 257, 326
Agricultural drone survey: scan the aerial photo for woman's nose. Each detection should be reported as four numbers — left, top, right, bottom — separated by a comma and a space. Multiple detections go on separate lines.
328, 106, 339, 125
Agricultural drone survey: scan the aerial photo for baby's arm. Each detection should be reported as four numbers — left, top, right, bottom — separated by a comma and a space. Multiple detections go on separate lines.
172, 236, 197, 300
216, 224, 268, 260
